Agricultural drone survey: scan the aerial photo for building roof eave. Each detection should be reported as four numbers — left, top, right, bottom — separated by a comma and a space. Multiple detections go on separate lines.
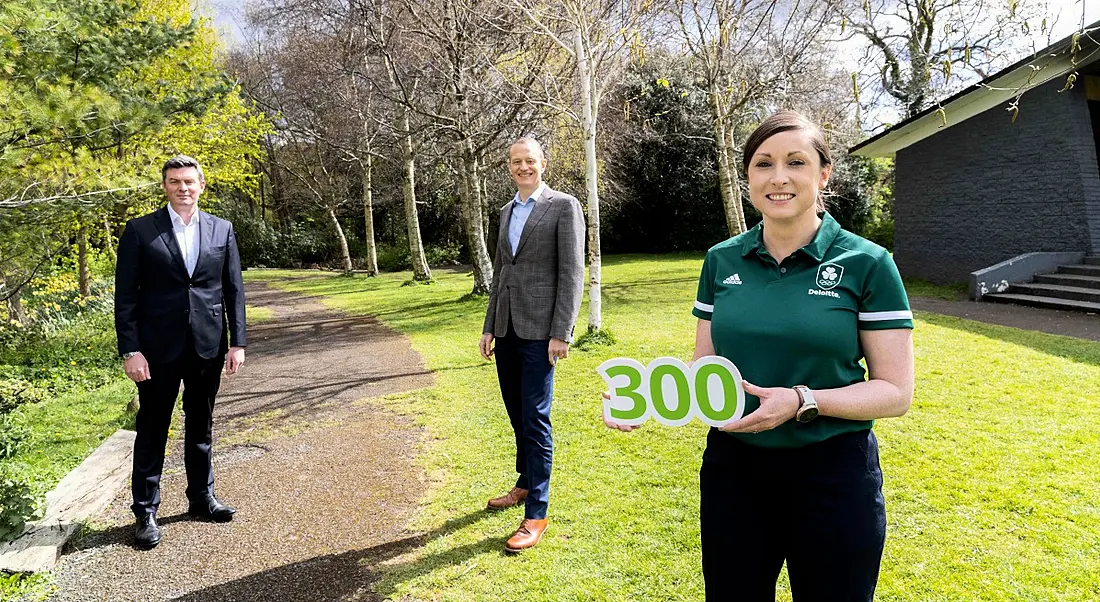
850, 25, 1100, 159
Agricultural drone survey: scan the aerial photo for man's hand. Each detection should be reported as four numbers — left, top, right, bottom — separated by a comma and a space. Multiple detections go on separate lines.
124, 352, 151, 383
225, 347, 245, 375
548, 337, 569, 366
479, 333, 495, 361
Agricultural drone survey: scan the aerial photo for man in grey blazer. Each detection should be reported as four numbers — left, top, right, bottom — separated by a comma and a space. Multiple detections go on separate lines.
479, 137, 585, 553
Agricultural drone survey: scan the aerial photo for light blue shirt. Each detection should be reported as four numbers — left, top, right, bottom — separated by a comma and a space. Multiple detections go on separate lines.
508, 183, 546, 256
166, 204, 200, 277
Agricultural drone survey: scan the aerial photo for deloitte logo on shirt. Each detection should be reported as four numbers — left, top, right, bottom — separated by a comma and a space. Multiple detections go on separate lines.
808, 288, 840, 298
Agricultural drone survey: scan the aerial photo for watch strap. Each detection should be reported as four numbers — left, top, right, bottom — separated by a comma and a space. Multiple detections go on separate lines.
793, 385, 818, 422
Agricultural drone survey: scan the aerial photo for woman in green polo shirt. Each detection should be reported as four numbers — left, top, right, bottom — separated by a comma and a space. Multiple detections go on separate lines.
606, 111, 914, 601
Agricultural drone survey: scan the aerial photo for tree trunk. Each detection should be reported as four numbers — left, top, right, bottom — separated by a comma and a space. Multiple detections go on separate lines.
575, 29, 602, 333
327, 205, 353, 276
104, 215, 116, 261
723, 114, 746, 232
710, 84, 747, 236
481, 158, 493, 259
458, 139, 493, 296
259, 170, 267, 221
400, 112, 432, 282
78, 223, 90, 297
362, 154, 379, 276
2, 274, 27, 326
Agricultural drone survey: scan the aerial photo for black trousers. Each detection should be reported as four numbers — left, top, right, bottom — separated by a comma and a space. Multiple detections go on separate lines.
700, 428, 887, 602
131, 338, 224, 518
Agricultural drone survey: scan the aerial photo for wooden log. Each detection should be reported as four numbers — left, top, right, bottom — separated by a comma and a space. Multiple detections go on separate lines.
0, 429, 136, 573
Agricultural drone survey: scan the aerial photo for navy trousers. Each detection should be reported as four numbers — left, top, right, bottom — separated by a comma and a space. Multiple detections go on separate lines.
494, 327, 555, 519
131, 334, 224, 518
700, 428, 887, 602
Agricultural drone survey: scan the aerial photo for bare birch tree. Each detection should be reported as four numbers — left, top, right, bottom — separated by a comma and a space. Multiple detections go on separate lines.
673, 0, 835, 235
242, 0, 365, 275
247, 0, 433, 281
840, 0, 1045, 122
370, 0, 554, 294
511, 0, 654, 333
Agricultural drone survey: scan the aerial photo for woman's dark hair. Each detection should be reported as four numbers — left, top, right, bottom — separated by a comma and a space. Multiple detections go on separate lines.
742, 111, 831, 213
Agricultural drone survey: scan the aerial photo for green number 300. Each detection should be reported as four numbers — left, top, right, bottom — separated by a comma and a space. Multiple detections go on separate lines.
597, 356, 746, 428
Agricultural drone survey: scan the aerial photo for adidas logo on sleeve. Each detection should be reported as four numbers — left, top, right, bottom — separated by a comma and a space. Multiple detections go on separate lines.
722, 274, 742, 285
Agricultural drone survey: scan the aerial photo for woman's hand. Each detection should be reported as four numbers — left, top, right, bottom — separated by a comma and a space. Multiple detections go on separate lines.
719, 381, 799, 434
601, 391, 641, 432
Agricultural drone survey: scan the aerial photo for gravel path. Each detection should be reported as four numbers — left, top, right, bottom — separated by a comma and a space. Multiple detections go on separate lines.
46, 283, 433, 602
910, 297, 1100, 342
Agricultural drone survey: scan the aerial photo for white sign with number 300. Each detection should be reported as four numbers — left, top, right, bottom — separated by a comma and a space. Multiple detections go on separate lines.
597, 356, 747, 427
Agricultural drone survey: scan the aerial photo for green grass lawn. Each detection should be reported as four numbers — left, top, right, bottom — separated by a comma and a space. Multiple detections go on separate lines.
901, 277, 969, 300
252, 254, 1099, 602
246, 304, 275, 324
11, 379, 136, 488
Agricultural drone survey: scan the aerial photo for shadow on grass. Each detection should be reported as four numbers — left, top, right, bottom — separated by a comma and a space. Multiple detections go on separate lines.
902, 277, 969, 301
602, 252, 703, 266
602, 276, 699, 290
216, 371, 433, 422
918, 311, 1100, 367
261, 283, 474, 328
166, 508, 500, 602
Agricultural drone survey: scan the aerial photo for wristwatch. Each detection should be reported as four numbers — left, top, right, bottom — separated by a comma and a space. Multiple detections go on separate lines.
793, 385, 818, 423
122, 351, 140, 360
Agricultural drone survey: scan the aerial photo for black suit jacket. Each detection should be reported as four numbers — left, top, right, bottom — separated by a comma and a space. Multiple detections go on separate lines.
114, 207, 246, 363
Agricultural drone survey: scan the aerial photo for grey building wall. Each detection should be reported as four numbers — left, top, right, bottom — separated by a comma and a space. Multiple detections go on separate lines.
894, 77, 1100, 283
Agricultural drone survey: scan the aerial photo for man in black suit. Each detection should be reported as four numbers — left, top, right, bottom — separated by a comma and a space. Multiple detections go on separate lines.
114, 155, 246, 549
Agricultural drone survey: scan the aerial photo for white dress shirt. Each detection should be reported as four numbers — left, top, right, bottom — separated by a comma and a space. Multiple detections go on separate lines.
166, 204, 200, 277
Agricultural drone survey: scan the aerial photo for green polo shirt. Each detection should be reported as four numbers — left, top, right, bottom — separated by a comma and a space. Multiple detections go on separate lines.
692, 213, 913, 448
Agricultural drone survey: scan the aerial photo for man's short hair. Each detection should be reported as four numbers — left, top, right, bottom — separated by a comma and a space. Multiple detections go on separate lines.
161, 155, 205, 182
509, 137, 545, 161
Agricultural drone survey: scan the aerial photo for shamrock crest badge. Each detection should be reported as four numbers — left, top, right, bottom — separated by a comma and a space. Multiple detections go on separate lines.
816, 263, 844, 290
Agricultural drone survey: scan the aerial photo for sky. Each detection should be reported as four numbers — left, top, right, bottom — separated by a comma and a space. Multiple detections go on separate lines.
205, 0, 1100, 54
202, 0, 1100, 128
1051, 0, 1100, 36
205, 0, 1100, 46
206, 0, 249, 46
835, 0, 1100, 129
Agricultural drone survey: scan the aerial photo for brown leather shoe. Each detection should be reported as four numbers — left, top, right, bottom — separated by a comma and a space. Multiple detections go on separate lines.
487, 487, 528, 510
505, 518, 548, 553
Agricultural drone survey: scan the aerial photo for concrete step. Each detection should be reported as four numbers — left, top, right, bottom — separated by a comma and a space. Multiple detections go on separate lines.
1035, 273, 1100, 289
1034, 273, 1100, 289
1057, 264, 1100, 277
1084, 256, 1100, 266
1009, 283, 1100, 303
983, 293, 1100, 313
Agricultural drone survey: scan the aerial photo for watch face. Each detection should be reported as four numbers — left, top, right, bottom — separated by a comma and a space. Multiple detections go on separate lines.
797, 406, 818, 423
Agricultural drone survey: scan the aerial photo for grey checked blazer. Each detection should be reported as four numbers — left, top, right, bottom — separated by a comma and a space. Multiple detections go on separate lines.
483, 186, 585, 343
